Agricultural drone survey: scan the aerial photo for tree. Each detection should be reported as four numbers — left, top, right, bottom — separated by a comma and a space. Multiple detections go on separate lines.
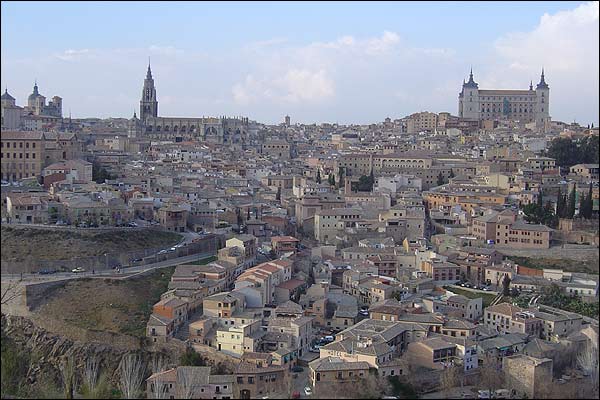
502, 274, 511, 296
479, 353, 504, 396
180, 348, 206, 366
276, 186, 281, 201
536, 190, 543, 213
60, 354, 77, 399
437, 172, 445, 186
150, 353, 168, 374
328, 173, 335, 186
582, 181, 594, 219
567, 186, 577, 219
236, 208, 243, 227
440, 365, 461, 398
449, 168, 455, 179
118, 353, 145, 399
316, 169, 321, 184
82, 355, 100, 397
337, 167, 345, 189
577, 341, 599, 398
1, 278, 22, 306
357, 174, 375, 192
556, 187, 564, 218
578, 191, 586, 218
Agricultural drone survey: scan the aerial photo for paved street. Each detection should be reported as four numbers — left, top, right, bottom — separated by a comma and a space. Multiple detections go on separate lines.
1, 251, 215, 283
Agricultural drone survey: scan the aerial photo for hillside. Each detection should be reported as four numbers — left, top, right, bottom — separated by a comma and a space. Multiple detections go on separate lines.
1, 226, 182, 262
32, 267, 176, 338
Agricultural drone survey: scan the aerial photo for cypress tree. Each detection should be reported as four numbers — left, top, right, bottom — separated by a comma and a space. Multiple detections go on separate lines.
316, 169, 321, 184
567, 186, 577, 219
584, 181, 594, 219
579, 191, 586, 218
437, 172, 445, 186
555, 187, 563, 217
561, 192, 569, 218
449, 168, 455, 179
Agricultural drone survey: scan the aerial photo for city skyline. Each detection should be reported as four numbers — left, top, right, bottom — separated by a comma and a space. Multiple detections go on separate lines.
1, 1, 599, 125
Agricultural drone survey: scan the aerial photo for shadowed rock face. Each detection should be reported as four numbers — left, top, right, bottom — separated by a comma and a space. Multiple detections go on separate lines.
1, 314, 183, 394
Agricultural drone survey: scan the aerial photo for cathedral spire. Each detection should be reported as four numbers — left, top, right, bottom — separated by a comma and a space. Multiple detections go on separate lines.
146, 58, 153, 80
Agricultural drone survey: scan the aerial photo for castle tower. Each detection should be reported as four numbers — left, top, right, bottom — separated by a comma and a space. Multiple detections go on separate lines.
535, 68, 550, 129
139, 61, 158, 122
458, 68, 480, 120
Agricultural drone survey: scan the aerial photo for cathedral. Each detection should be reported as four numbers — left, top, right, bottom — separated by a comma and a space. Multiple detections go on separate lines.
458, 69, 550, 128
129, 63, 249, 144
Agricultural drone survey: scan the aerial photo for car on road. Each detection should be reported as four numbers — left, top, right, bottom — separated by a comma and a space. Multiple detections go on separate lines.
304, 387, 313, 396
158, 250, 168, 255
291, 366, 304, 372
128, 222, 138, 227
483, 287, 490, 291
322, 335, 334, 342
39, 269, 57, 275
169, 247, 177, 251
132, 258, 143, 263
72, 267, 86, 273
292, 391, 301, 399
359, 310, 369, 316
309, 346, 320, 352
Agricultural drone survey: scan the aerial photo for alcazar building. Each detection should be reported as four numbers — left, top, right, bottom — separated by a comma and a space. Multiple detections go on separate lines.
458, 69, 550, 128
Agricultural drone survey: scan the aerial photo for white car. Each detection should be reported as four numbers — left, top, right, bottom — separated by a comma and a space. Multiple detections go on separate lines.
304, 387, 313, 396
72, 267, 85, 273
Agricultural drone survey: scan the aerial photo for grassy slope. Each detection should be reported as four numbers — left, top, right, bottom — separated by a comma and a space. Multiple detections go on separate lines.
1, 226, 182, 261
445, 286, 497, 307
34, 267, 175, 338
508, 255, 599, 275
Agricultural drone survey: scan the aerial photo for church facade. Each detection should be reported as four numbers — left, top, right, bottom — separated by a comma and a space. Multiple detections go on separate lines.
458, 69, 550, 128
130, 63, 249, 144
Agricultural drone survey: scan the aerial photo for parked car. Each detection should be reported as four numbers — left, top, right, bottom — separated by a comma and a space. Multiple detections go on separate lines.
132, 258, 143, 263
322, 335, 334, 342
359, 310, 369, 316
72, 267, 86, 273
128, 222, 138, 227
39, 269, 57, 275
292, 391, 301, 399
304, 387, 313, 396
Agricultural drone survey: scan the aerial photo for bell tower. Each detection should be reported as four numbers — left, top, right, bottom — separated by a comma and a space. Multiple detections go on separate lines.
139, 60, 158, 122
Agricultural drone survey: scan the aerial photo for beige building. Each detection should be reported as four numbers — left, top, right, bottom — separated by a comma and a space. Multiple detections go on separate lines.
459, 69, 550, 129
314, 208, 362, 244
484, 303, 542, 337
503, 354, 553, 399
262, 140, 291, 159
406, 111, 438, 134
1, 131, 45, 181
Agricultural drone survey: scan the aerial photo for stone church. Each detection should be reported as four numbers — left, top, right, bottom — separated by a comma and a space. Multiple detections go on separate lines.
129, 63, 249, 144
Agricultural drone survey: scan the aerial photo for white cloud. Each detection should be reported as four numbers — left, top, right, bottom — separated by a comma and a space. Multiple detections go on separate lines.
489, 1, 599, 123
54, 48, 92, 61
232, 69, 334, 105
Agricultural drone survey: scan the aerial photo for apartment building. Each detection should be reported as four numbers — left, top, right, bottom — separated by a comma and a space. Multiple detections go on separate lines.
314, 208, 362, 244
484, 303, 542, 337
234, 259, 293, 307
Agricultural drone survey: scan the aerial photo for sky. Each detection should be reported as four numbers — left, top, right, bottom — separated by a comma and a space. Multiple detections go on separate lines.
1, 1, 599, 125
